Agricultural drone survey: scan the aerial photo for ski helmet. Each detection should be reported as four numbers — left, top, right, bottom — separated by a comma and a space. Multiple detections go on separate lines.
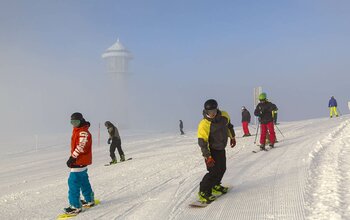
204, 99, 218, 110
259, 93, 267, 101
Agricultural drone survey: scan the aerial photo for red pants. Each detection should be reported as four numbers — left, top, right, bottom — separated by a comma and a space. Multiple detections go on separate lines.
242, 122, 250, 135
260, 122, 276, 145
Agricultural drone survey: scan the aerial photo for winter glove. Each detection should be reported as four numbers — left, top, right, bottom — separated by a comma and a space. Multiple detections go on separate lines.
205, 156, 215, 168
230, 138, 236, 148
107, 138, 111, 144
66, 156, 76, 168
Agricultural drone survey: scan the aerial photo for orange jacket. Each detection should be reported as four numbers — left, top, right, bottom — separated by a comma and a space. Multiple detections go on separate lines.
70, 123, 92, 166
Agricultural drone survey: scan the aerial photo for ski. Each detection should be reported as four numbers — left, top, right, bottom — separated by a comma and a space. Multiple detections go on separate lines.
104, 158, 132, 166
57, 199, 100, 219
252, 146, 276, 153
189, 186, 231, 208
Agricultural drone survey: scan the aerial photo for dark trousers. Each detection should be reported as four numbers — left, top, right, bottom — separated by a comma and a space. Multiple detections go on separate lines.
200, 149, 226, 194
180, 128, 185, 135
110, 138, 124, 160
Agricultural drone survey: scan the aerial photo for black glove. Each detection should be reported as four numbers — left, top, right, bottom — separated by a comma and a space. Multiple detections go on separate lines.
107, 138, 111, 144
66, 156, 76, 168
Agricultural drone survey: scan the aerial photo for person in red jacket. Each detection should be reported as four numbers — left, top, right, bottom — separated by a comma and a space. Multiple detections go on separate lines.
64, 112, 95, 214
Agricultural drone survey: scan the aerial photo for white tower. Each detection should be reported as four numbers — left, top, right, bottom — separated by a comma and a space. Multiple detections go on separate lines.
102, 38, 133, 128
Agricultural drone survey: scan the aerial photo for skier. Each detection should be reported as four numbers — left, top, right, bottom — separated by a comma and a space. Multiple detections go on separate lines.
105, 121, 125, 164
64, 112, 95, 214
179, 120, 185, 135
254, 93, 278, 150
241, 106, 251, 137
197, 99, 236, 204
328, 96, 339, 118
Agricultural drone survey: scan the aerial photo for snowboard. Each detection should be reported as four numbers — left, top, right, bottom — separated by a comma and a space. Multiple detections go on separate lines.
189, 186, 231, 208
57, 199, 100, 219
104, 158, 132, 166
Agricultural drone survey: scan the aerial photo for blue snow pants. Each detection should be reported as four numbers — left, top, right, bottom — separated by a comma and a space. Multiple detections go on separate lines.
68, 169, 94, 208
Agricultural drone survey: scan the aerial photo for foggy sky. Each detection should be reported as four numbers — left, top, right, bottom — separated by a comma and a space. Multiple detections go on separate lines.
1, 0, 350, 139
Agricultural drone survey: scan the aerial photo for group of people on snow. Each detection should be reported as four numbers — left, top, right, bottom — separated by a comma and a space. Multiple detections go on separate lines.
63, 93, 341, 213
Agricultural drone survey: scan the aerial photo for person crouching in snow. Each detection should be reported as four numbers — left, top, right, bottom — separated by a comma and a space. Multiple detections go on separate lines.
241, 106, 251, 137
197, 99, 236, 204
254, 93, 278, 150
64, 112, 95, 214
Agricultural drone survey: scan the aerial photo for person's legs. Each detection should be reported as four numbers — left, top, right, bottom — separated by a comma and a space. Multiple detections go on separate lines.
68, 172, 82, 208
109, 142, 117, 161
260, 124, 267, 145
267, 122, 276, 145
114, 138, 125, 160
80, 169, 94, 203
242, 122, 249, 135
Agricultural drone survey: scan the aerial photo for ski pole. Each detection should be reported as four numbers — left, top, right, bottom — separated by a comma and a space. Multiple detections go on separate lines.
254, 121, 260, 144
275, 124, 285, 138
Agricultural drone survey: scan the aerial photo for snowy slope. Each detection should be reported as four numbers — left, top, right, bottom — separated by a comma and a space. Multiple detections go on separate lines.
0, 116, 350, 220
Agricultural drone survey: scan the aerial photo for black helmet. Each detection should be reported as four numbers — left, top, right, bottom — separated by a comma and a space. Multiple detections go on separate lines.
204, 99, 218, 110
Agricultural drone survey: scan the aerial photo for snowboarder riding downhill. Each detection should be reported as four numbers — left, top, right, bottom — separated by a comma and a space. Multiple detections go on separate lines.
197, 99, 236, 204
254, 93, 278, 150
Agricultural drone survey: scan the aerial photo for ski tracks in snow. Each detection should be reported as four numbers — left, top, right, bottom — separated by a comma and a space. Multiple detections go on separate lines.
306, 119, 350, 220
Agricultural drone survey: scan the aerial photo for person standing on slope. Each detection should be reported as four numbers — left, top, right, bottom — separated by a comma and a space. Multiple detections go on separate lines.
328, 96, 339, 118
197, 99, 236, 204
179, 120, 185, 135
241, 106, 251, 137
64, 112, 95, 214
105, 121, 125, 164
254, 93, 278, 150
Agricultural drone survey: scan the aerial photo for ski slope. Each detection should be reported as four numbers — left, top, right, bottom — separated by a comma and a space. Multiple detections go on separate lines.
1, 116, 350, 220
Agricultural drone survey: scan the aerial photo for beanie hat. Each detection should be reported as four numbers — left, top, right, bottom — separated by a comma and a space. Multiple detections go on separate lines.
71, 112, 83, 120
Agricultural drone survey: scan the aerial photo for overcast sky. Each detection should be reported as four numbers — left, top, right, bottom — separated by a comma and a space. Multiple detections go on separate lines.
1, 0, 350, 138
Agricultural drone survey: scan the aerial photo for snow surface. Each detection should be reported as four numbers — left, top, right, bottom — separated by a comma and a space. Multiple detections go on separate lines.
1, 116, 350, 220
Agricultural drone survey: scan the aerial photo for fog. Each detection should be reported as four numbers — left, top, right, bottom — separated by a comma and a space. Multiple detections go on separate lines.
1, 0, 350, 141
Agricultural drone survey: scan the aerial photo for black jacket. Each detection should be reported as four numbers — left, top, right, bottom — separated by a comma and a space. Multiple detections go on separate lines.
241, 109, 251, 123
254, 101, 278, 124
197, 110, 235, 157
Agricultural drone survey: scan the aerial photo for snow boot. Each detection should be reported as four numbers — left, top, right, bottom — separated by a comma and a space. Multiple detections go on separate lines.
120, 155, 125, 162
81, 199, 95, 208
212, 184, 228, 196
260, 144, 266, 151
64, 206, 82, 214
269, 143, 274, 148
109, 159, 117, 165
198, 191, 216, 204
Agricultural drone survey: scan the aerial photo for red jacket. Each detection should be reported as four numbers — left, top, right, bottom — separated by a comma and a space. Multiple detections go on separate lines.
71, 123, 92, 166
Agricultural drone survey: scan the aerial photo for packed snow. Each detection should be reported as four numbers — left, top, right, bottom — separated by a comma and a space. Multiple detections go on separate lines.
1, 115, 350, 220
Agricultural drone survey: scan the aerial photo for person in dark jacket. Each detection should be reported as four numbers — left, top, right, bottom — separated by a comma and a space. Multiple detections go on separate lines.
241, 106, 251, 137
254, 93, 278, 150
179, 120, 185, 135
328, 96, 339, 118
105, 121, 125, 164
197, 99, 236, 204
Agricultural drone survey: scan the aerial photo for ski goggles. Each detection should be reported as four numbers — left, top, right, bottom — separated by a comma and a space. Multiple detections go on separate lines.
70, 120, 80, 127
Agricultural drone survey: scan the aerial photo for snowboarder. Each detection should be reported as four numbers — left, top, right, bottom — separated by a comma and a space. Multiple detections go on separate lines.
197, 99, 236, 204
179, 120, 185, 135
328, 96, 339, 118
241, 106, 251, 137
254, 93, 278, 150
64, 112, 95, 214
105, 121, 125, 164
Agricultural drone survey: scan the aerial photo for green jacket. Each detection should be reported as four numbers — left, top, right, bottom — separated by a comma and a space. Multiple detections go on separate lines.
197, 110, 235, 157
